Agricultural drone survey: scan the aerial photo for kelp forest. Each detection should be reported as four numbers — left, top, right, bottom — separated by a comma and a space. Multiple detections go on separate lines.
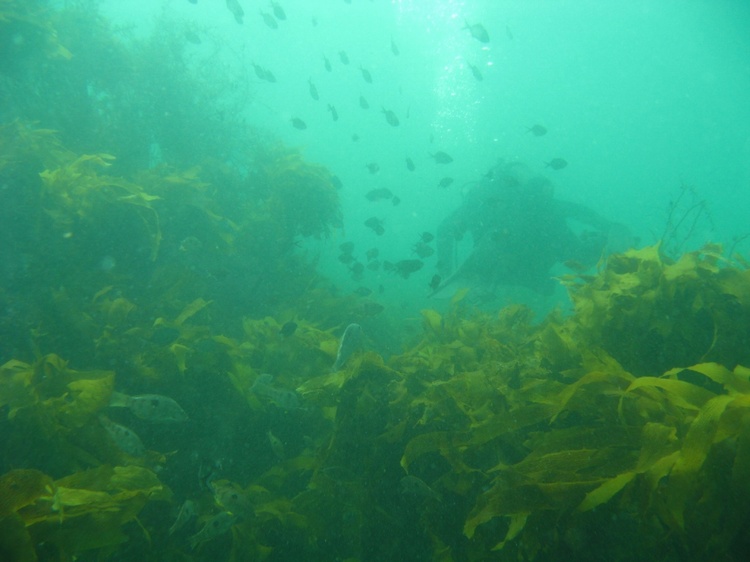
1, 2, 750, 561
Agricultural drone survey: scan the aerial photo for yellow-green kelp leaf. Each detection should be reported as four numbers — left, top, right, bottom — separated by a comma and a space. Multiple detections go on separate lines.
577, 471, 636, 512
54, 373, 115, 429
0, 469, 56, 517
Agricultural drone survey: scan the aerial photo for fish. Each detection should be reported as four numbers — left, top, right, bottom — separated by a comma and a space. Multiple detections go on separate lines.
338, 50, 350, 65
99, 415, 146, 457
184, 31, 202, 45
328, 104, 339, 121
339, 253, 356, 264
365, 248, 379, 260
390, 37, 399, 56
463, 20, 489, 43
360, 66, 373, 83
169, 499, 197, 535
392, 196, 401, 206
429, 274, 442, 292
412, 241, 434, 259
354, 286, 373, 297
262, 69, 276, 82
267, 430, 285, 460
366, 188, 393, 201
354, 301, 385, 317
210, 479, 254, 516
545, 158, 568, 170
350, 261, 365, 275
367, 260, 380, 271
291, 117, 307, 130
437, 177, 454, 189
308, 78, 319, 100
384, 259, 424, 279
365, 162, 380, 174
420, 232, 435, 243
506, 25, 514, 40
270, 1, 286, 20
260, 11, 278, 29
430, 151, 453, 164
323, 55, 332, 72
467, 62, 483, 81
279, 321, 297, 337
359, 95, 369, 109
250, 374, 301, 410
331, 175, 343, 189
189, 511, 236, 549
382, 107, 399, 127
351, 134, 360, 142
333, 323, 363, 371
405, 157, 415, 171
340, 241, 355, 254
527, 124, 547, 136
251, 62, 266, 80
400, 475, 442, 502
226, 0, 244, 24
364, 217, 385, 235
109, 391, 188, 422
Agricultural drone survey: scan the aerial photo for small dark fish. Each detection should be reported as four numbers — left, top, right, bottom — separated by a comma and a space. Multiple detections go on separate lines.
308, 78, 319, 100
333, 323, 363, 371
338, 253, 356, 264
279, 321, 298, 337
339, 50, 350, 65
365, 162, 380, 174
463, 20, 489, 43
291, 117, 307, 130
412, 241, 434, 259
527, 124, 547, 136
360, 66, 373, 83
366, 187, 393, 201
169, 499, 197, 535
430, 151, 453, 164
505, 25, 514, 40
545, 158, 568, 170
188, 0, 197, 4
184, 30, 202, 45
385, 259, 424, 279
260, 11, 278, 29
429, 274, 442, 292
311, 16, 318, 27
252, 62, 266, 80
467, 62, 483, 81
340, 241, 355, 254
270, 1, 286, 20
365, 248, 379, 261
359, 95, 370, 109
328, 104, 339, 121
382, 107, 399, 127
390, 37, 399, 56
354, 286, 373, 297
331, 175, 343, 189
251, 374, 301, 409
392, 196, 401, 207
323, 55, 332, 72
437, 177, 454, 189
367, 260, 381, 271
365, 217, 385, 235
420, 232, 435, 243
350, 262, 365, 275
351, 134, 360, 142
263, 69, 276, 83
355, 301, 385, 317
405, 157, 415, 171
226, 0, 244, 24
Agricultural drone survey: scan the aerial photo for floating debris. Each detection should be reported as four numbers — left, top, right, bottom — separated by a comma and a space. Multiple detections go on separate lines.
545, 158, 568, 170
